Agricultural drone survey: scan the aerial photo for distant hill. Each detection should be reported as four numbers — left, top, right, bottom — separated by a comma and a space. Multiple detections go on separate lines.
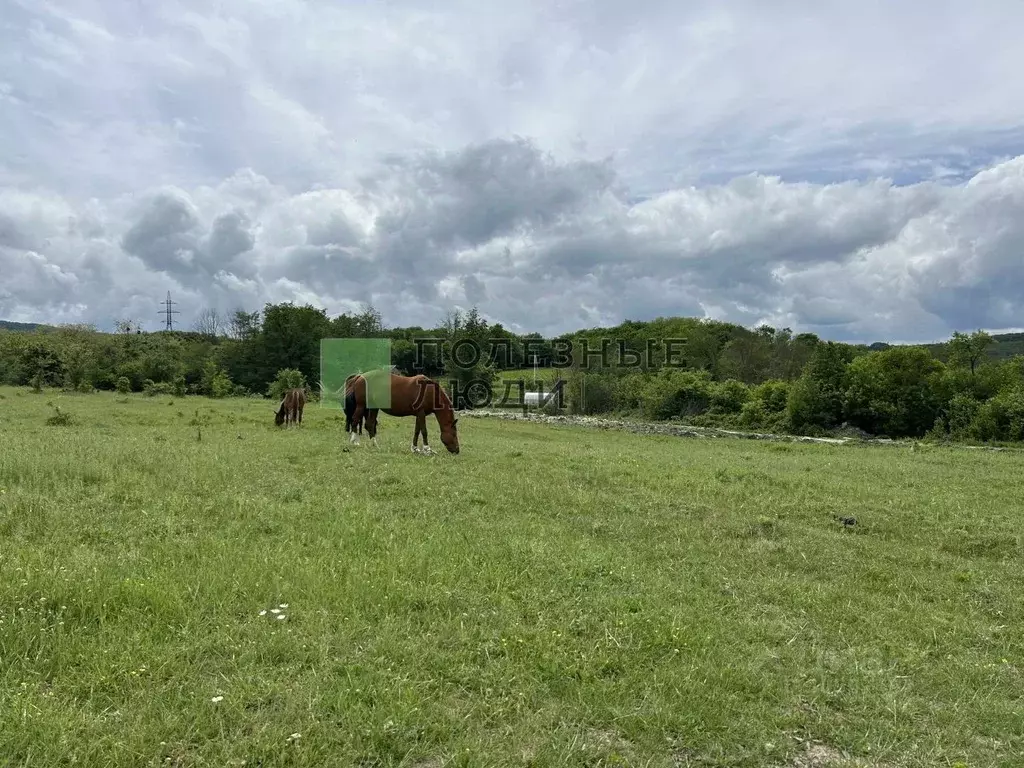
0, 320, 48, 332
900, 332, 1024, 362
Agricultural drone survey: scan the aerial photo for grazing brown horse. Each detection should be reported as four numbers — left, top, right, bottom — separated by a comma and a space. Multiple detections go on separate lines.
274, 387, 306, 427
343, 374, 365, 437
344, 370, 459, 454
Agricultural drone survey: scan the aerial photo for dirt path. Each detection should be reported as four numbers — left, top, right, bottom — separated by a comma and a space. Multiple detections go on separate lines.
460, 408, 1012, 452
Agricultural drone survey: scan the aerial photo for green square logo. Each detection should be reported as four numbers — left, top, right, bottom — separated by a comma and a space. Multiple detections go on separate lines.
319, 338, 393, 409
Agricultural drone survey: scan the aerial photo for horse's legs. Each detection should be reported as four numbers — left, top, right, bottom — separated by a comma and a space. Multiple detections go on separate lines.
412, 413, 426, 453
351, 402, 364, 444
420, 413, 433, 454
367, 410, 379, 447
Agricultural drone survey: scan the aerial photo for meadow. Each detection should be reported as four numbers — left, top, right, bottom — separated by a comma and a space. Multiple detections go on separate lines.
0, 385, 1021, 767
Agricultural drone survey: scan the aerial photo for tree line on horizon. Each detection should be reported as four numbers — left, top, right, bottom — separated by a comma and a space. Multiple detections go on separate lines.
1, 302, 1022, 444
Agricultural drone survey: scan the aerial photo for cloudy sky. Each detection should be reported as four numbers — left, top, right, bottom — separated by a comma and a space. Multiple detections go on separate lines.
2, 0, 1024, 342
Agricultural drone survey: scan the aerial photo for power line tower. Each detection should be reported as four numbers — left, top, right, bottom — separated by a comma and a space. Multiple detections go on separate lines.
159, 291, 180, 331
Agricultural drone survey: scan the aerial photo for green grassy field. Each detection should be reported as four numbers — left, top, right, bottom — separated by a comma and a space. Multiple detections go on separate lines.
0, 386, 1021, 767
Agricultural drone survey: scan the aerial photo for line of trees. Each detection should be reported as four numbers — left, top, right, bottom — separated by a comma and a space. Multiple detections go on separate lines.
0, 301, 1021, 443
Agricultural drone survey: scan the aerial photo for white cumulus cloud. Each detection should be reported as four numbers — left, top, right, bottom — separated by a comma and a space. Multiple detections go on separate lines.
2, 0, 1024, 343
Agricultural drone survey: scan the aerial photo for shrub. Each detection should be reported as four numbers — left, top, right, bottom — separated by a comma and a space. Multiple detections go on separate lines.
268, 368, 308, 401
843, 347, 944, 438
572, 372, 616, 415
709, 379, 750, 415
115, 376, 131, 394
144, 379, 172, 397
969, 385, 1024, 442
612, 372, 647, 413
751, 379, 790, 413
210, 370, 235, 399
638, 370, 713, 420
946, 393, 981, 437
787, 342, 853, 433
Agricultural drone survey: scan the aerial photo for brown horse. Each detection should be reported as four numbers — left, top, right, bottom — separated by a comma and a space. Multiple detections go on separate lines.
344, 370, 459, 454
274, 387, 306, 427
343, 374, 365, 437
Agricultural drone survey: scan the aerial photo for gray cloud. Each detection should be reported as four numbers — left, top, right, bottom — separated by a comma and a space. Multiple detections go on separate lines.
206, 211, 255, 262
4, 140, 1024, 343
120, 191, 202, 276
4, 1, 1024, 341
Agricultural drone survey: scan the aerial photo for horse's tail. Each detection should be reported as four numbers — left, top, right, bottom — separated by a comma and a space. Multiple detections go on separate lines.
343, 380, 358, 432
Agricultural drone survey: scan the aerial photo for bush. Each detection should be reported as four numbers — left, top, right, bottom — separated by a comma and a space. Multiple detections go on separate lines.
638, 370, 713, 420
946, 393, 981, 437
172, 375, 187, 397
751, 379, 790, 413
268, 368, 308, 401
143, 379, 172, 397
737, 397, 792, 433
612, 372, 647, 413
569, 372, 616, 415
115, 376, 131, 394
969, 385, 1024, 442
709, 379, 750, 414
786, 342, 853, 433
210, 370, 235, 398
843, 347, 944, 438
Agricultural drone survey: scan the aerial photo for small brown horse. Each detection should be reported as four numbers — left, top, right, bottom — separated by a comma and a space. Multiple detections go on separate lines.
274, 387, 306, 427
344, 370, 459, 454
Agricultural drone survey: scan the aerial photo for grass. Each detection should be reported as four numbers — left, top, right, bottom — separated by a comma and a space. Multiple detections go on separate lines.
498, 367, 565, 387
0, 385, 1021, 767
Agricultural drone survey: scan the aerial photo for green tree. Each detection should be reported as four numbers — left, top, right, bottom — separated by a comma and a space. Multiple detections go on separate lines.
259, 303, 333, 390
843, 346, 944, 437
228, 309, 261, 341
947, 330, 994, 375
786, 341, 855, 432
441, 307, 497, 407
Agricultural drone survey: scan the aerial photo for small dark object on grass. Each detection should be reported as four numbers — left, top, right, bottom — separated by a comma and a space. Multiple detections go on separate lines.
45, 405, 75, 427
834, 515, 856, 527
